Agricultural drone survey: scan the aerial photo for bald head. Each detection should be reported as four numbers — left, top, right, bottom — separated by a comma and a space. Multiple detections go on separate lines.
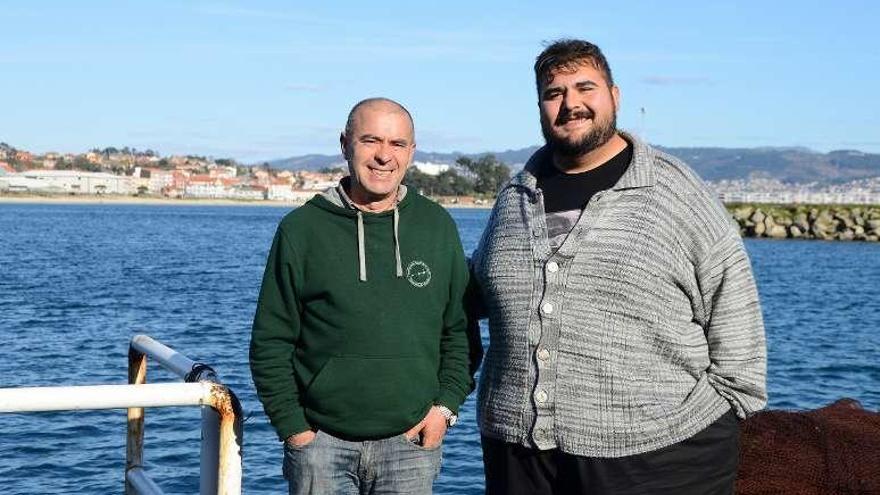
344, 98, 414, 144
338, 97, 416, 211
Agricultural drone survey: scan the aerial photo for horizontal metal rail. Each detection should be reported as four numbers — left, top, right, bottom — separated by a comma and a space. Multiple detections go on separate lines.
0, 382, 211, 413
0, 335, 242, 495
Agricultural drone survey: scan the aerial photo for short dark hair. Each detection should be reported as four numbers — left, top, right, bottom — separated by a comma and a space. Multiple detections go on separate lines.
534, 39, 614, 94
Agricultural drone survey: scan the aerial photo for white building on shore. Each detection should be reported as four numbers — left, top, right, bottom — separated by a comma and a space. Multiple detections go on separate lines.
227, 185, 266, 201
717, 191, 880, 205
0, 170, 133, 195
412, 161, 450, 176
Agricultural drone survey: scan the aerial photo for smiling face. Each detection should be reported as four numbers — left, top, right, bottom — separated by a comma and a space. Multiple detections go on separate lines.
539, 61, 620, 159
340, 101, 415, 211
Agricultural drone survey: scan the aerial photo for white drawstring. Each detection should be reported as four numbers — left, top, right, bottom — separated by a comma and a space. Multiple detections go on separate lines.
357, 210, 367, 282
393, 206, 403, 278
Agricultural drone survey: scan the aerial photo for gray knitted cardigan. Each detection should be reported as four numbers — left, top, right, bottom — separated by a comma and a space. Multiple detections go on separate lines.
471, 132, 767, 457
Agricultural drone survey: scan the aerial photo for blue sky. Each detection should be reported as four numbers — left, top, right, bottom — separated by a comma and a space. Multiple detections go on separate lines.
2, 1, 879, 162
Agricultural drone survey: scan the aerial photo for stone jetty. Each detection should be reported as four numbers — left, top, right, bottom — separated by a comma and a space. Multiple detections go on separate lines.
728, 204, 880, 241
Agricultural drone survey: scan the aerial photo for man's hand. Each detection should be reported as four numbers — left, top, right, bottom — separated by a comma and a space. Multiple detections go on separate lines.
404, 406, 448, 448
285, 429, 317, 447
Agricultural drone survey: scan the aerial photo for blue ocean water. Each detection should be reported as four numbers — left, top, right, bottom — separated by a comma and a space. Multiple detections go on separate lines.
0, 203, 878, 494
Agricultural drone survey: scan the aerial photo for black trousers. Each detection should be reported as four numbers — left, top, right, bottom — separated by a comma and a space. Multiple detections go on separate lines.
482, 410, 740, 495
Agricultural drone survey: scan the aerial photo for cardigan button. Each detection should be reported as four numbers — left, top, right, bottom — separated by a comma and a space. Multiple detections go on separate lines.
537, 348, 551, 361
533, 429, 550, 443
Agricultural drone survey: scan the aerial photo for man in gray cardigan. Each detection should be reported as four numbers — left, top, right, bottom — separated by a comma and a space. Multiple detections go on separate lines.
470, 39, 767, 494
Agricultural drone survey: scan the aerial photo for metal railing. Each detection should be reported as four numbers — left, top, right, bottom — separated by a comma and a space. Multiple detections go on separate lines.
0, 334, 243, 495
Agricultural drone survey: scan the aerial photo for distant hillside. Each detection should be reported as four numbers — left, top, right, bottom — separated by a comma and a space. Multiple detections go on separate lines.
657, 147, 880, 183
267, 149, 538, 171
265, 146, 880, 184
268, 154, 346, 171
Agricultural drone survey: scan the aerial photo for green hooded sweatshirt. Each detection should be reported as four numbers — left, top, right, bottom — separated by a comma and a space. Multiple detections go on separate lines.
250, 181, 475, 442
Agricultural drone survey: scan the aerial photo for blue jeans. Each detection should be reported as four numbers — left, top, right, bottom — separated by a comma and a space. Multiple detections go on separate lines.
282, 430, 443, 495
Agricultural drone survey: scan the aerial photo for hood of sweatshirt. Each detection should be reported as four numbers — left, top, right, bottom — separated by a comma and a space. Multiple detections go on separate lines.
314, 177, 410, 282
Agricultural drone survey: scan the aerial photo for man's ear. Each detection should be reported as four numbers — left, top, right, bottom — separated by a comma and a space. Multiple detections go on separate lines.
406, 141, 416, 167
340, 132, 350, 160
612, 85, 621, 111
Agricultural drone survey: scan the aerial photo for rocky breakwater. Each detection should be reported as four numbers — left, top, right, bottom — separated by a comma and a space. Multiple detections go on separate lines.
729, 204, 880, 241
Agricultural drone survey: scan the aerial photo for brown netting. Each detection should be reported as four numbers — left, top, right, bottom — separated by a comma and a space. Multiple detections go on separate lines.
737, 399, 880, 495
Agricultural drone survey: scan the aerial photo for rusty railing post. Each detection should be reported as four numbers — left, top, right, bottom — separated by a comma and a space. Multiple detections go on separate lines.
126, 346, 147, 495
209, 383, 243, 495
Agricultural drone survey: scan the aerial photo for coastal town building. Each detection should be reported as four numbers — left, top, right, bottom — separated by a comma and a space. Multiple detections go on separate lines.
267, 179, 297, 201
168, 155, 210, 170
181, 175, 268, 200
252, 169, 271, 187
227, 185, 267, 201
184, 175, 227, 198
0, 169, 132, 195
150, 169, 178, 194
711, 177, 880, 205
135, 155, 160, 166
208, 165, 238, 179
14, 151, 33, 163
295, 170, 343, 191
412, 161, 450, 175
717, 190, 880, 205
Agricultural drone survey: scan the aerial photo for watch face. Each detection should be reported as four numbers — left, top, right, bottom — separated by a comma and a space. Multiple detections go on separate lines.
448, 415, 458, 427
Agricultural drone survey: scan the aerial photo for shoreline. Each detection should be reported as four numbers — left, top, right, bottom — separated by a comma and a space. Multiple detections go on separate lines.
6, 195, 877, 242
0, 193, 494, 209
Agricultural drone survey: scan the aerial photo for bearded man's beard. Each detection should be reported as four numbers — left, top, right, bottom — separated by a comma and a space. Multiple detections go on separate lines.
541, 111, 618, 158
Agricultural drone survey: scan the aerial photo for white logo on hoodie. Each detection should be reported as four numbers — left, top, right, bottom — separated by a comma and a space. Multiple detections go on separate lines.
406, 260, 432, 288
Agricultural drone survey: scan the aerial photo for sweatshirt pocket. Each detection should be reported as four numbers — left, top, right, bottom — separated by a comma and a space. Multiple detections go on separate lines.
304, 355, 438, 438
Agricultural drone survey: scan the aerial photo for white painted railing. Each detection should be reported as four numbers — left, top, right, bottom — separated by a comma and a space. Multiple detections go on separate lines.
0, 334, 243, 495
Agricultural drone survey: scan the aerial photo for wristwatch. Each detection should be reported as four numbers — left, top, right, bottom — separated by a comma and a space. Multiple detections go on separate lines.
436, 405, 458, 427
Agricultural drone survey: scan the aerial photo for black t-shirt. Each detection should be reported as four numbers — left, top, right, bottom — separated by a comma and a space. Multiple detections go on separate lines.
536, 143, 633, 250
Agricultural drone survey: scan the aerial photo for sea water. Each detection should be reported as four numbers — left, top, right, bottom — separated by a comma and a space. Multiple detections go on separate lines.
0, 203, 877, 494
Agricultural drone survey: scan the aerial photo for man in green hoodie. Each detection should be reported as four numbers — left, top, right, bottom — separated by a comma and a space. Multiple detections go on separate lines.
250, 98, 477, 494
